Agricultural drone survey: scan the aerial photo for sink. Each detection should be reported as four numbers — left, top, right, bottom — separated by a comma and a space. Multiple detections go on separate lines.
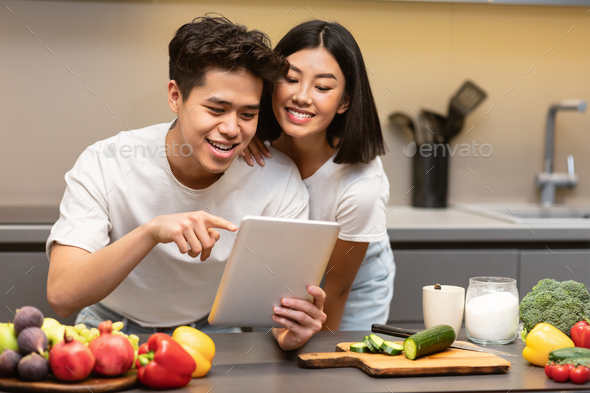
456, 204, 590, 224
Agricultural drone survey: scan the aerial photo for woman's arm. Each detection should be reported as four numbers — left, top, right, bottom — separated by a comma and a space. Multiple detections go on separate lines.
321, 239, 369, 331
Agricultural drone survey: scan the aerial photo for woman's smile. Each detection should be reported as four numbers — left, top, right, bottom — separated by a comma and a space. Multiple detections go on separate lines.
285, 107, 316, 124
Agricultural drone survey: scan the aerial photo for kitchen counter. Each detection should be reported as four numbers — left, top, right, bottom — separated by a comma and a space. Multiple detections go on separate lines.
4, 330, 576, 393
0, 206, 58, 244
2, 205, 590, 244
386, 206, 590, 243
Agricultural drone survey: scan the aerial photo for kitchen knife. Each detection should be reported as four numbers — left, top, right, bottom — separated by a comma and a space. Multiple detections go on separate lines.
371, 324, 517, 357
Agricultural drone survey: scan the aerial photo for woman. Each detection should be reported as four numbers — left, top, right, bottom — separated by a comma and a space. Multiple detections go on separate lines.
244, 20, 395, 331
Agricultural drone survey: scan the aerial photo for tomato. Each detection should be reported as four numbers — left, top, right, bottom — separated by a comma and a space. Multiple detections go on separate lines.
545, 364, 554, 379
553, 365, 572, 383
570, 366, 588, 384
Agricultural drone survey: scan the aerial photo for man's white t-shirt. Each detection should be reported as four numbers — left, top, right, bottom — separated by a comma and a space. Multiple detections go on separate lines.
46, 120, 309, 327
302, 155, 389, 242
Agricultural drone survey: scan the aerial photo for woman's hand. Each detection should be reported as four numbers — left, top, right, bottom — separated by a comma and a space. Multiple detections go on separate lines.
240, 136, 272, 166
271, 286, 327, 351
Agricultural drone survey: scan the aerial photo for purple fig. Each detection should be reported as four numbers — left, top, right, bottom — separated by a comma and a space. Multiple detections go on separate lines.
13, 306, 44, 334
18, 352, 48, 381
0, 349, 22, 377
17, 327, 47, 356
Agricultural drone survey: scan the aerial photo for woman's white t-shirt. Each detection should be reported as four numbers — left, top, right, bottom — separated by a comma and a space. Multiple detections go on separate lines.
303, 155, 389, 243
303, 155, 394, 330
46, 120, 309, 327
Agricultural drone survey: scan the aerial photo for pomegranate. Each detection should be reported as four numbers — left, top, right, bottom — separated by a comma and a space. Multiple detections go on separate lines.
49, 332, 95, 381
89, 320, 134, 376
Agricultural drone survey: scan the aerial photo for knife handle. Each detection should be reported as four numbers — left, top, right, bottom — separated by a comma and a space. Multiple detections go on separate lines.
371, 324, 419, 338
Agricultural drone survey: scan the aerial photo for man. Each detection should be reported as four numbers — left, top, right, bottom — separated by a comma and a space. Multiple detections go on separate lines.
46, 16, 326, 351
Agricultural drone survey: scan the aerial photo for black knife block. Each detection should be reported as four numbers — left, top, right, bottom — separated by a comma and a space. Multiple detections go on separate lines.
412, 146, 449, 208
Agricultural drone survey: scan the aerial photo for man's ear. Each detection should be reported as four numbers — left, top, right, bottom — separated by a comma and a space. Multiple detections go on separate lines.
168, 80, 181, 114
337, 94, 350, 114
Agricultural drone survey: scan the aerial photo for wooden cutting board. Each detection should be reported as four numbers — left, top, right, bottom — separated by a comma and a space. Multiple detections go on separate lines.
298, 342, 511, 378
0, 370, 137, 393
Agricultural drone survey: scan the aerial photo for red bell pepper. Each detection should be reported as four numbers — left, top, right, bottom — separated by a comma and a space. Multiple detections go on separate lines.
135, 333, 196, 389
571, 317, 590, 349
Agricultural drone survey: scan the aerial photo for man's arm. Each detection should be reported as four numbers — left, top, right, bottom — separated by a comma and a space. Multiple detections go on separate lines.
48, 211, 236, 318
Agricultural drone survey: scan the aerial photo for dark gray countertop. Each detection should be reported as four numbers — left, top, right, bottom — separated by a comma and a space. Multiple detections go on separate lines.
95, 330, 587, 393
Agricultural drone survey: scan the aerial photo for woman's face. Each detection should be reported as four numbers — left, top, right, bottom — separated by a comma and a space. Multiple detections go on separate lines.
272, 47, 349, 139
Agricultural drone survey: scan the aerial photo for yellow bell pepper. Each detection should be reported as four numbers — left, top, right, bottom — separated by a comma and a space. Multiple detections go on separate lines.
522, 323, 574, 366
172, 326, 216, 378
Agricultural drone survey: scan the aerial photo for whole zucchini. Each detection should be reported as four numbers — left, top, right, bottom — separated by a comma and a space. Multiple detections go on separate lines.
403, 325, 456, 360
558, 357, 590, 366
549, 347, 590, 361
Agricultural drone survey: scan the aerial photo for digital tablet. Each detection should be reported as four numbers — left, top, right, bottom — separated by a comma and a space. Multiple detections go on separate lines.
208, 216, 340, 327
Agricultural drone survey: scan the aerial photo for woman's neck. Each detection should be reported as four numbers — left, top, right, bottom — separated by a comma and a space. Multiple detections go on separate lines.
273, 131, 336, 180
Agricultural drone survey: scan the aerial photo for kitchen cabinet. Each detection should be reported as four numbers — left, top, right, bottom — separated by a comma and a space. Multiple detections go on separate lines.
519, 250, 590, 296
388, 250, 518, 324
0, 252, 77, 325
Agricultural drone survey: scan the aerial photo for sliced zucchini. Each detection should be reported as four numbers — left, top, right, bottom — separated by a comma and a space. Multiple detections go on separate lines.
381, 341, 403, 356
368, 334, 385, 351
362, 335, 379, 353
350, 342, 371, 353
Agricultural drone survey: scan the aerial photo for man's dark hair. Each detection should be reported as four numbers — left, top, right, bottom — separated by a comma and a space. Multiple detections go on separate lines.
257, 20, 386, 165
169, 15, 289, 101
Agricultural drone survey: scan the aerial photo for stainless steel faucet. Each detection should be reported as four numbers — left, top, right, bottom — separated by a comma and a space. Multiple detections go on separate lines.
536, 100, 586, 206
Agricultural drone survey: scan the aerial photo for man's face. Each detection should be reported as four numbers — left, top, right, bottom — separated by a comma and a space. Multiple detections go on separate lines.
169, 68, 263, 174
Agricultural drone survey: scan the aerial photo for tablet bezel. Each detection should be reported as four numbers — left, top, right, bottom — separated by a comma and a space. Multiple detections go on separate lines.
208, 216, 340, 327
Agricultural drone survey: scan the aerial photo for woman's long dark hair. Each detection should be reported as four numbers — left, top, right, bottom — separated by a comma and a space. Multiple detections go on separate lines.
257, 20, 385, 165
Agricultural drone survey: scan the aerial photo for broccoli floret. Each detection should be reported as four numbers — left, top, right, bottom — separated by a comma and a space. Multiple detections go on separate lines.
520, 279, 590, 336
532, 278, 561, 294
561, 280, 590, 303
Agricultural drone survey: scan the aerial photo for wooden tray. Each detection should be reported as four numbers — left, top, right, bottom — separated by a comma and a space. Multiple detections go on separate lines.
0, 370, 137, 393
298, 342, 511, 378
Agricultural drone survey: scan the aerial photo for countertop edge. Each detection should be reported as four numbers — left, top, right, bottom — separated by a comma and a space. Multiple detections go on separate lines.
0, 225, 52, 244
3, 206, 590, 244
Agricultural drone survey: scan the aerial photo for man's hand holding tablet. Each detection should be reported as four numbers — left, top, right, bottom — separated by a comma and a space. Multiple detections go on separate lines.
272, 285, 327, 351
208, 216, 339, 349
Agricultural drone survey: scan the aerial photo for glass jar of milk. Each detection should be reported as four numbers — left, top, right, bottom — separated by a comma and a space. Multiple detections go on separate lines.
465, 277, 519, 345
